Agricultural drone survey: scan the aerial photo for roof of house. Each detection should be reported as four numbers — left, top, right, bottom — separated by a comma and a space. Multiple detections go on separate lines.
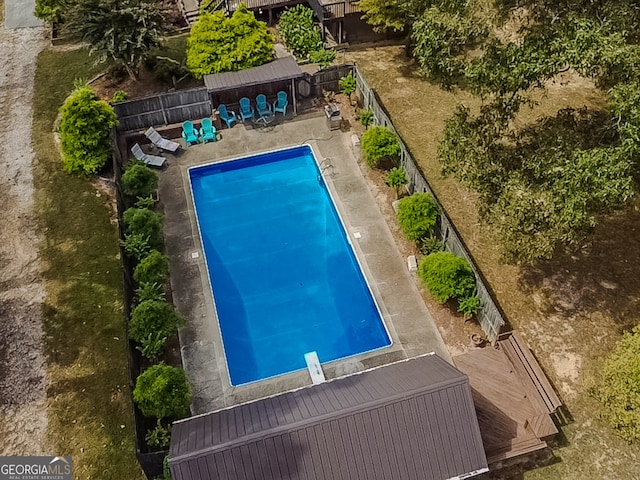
168, 354, 488, 480
203, 57, 305, 93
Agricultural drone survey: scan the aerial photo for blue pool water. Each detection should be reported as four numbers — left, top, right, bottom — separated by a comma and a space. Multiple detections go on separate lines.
189, 145, 391, 385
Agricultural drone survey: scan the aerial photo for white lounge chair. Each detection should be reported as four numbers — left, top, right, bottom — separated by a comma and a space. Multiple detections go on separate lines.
131, 143, 166, 168
144, 127, 180, 153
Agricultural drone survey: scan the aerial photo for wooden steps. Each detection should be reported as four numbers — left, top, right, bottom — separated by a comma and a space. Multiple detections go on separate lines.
500, 331, 562, 414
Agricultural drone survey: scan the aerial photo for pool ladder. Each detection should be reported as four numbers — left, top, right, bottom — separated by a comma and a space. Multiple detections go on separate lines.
318, 158, 334, 179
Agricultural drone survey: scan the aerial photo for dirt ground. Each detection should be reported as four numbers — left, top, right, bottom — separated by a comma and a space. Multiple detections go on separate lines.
0, 25, 49, 455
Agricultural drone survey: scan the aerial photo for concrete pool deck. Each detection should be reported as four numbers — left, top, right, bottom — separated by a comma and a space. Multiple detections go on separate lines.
158, 110, 450, 414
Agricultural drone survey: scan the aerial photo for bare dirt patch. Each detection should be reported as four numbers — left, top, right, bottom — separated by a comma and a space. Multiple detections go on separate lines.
0, 25, 48, 455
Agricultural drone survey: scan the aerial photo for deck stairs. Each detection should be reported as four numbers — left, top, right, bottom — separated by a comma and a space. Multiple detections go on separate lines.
180, 0, 228, 26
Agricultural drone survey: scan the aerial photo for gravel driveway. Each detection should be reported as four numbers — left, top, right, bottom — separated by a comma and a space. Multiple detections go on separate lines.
0, 23, 48, 455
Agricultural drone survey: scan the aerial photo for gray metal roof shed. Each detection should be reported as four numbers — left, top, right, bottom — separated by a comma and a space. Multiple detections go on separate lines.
203, 57, 304, 114
168, 354, 488, 480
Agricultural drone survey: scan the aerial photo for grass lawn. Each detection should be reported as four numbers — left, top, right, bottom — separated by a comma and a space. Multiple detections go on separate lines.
347, 46, 640, 479
32, 47, 145, 480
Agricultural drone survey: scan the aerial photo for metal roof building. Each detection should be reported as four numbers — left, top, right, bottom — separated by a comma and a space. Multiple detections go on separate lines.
168, 354, 488, 480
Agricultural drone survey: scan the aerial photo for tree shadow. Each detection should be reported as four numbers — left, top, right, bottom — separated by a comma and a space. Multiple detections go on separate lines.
519, 196, 640, 330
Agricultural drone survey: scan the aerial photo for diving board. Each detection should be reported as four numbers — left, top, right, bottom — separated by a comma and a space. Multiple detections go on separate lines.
304, 351, 326, 385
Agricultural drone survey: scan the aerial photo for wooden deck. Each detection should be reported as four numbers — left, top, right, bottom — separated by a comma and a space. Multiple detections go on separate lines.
453, 332, 561, 465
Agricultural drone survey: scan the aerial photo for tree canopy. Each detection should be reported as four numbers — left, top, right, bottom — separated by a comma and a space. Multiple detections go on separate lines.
362, 0, 640, 262
186, 4, 274, 79
66, 0, 166, 79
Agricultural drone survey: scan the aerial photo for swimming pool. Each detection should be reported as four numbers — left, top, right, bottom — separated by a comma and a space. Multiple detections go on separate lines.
189, 145, 391, 385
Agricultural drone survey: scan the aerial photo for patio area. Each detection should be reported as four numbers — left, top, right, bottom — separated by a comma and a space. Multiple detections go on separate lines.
147, 110, 451, 414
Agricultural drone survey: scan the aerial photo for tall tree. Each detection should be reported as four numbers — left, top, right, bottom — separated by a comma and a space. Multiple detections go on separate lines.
186, 4, 274, 79
68, 0, 166, 80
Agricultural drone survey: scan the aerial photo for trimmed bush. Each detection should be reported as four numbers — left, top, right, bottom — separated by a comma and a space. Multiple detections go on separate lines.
134, 250, 169, 285
396, 193, 439, 241
59, 85, 118, 175
598, 326, 640, 442
360, 126, 401, 168
186, 6, 274, 78
129, 300, 183, 358
417, 251, 476, 303
121, 162, 158, 199
133, 364, 191, 419
122, 207, 163, 250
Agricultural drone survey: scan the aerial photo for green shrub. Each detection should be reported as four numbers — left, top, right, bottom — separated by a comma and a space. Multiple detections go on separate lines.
111, 90, 128, 103
339, 71, 357, 104
129, 300, 183, 358
386, 167, 408, 199
396, 193, 439, 241
418, 235, 445, 255
278, 5, 322, 58
145, 421, 171, 448
458, 294, 482, 320
121, 162, 159, 199
134, 250, 169, 285
136, 282, 165, 302
417, 251, 476, 303
308, 48, 336, 68
121, 232, 152, 261
357, 109, 374, 129
186, 6, 274, 79
360, 126, 401, 168
598, 325, 640, 442
123, 207, 163, 249
59, 85, 118, 175
133, 363, 191, 419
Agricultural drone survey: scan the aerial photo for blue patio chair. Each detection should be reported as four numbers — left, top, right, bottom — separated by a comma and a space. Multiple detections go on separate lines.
218, 104, 237, 128
239, 97, 254, 122
200, 118, 217, 143
181, 121, 200, 146
273, 91, 288, 116
256, 94, 272, 117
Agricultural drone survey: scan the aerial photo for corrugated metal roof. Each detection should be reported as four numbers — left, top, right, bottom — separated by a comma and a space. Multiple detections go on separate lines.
169, 354, 488, 480
203, 57, 304, 93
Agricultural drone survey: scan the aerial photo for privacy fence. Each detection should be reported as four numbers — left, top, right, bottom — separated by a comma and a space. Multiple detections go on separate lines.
352, 66, 506, 343
114, 88, 212, 132
113, 67, 355, 132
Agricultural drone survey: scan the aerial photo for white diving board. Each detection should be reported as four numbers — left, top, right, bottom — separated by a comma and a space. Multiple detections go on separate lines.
304, 351, 326, 385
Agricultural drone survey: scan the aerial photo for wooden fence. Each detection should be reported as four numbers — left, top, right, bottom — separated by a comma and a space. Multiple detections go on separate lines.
353, 65, 506, 343
114, 88, 212, 132
310, 64, 354, 97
